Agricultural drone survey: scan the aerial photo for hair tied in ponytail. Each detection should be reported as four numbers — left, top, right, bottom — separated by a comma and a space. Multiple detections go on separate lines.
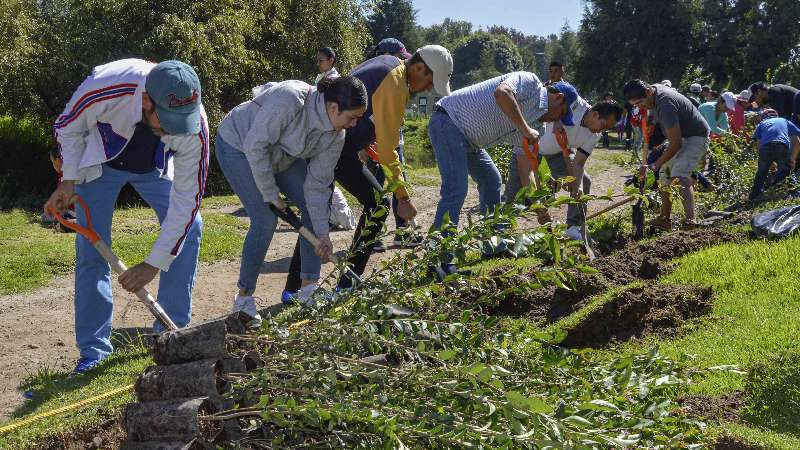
319, 75, 368, 112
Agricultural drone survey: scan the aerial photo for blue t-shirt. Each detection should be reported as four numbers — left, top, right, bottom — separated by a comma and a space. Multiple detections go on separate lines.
753, 117, 800, 149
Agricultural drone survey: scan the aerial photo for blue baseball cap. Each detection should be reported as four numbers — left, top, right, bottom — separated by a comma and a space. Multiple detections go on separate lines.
145, 60, 202, 135
551, 81, 579, 126
375, 38, 412, 59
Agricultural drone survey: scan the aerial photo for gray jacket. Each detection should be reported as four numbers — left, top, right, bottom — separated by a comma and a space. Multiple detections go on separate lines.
217, 80, 344, 235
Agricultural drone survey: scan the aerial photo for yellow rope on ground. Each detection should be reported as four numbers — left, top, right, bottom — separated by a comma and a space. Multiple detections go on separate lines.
0, 384, 135, 434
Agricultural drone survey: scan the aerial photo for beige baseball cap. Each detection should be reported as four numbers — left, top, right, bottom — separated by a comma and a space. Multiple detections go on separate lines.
416, 45, 454, 96
721, 91, 737, 111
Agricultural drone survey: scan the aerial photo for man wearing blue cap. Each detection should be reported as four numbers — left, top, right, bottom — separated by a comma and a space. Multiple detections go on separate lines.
429, 72, 571, 231
44, 59, 208, 374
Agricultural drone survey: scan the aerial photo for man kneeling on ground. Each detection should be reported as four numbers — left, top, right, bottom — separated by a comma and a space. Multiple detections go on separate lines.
623, 79, 710, 229
504, 97, 624, 240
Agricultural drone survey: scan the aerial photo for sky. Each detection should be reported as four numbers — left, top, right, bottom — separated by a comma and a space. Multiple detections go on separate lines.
412, 0, 586, 37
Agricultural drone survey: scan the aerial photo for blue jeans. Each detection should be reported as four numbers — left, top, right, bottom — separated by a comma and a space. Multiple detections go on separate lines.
75, 166, 202, 360
429, 111, 502, 229
750, 142, 792, 201
215, 135, 320, 295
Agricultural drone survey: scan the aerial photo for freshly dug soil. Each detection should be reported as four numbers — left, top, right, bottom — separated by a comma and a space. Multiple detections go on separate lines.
492, 228, 738, 321
34, 418, 126, 450
678, 391, 743, 422
714, 434, 766, 450
561, 283, 713, 348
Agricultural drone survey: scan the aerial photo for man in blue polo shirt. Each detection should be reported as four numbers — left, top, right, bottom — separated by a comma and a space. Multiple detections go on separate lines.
749, 108, 800, 200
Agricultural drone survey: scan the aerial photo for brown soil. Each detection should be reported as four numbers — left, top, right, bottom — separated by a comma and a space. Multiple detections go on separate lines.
34, 418, 126, 450
561, 283, 714, 348
677, 391, 744, 423
493, 228, 739, 322
714, 434, 766, 450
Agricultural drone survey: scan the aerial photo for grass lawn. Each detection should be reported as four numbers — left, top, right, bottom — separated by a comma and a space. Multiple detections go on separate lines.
0, 343, 152, 449
0, 200, 247, 295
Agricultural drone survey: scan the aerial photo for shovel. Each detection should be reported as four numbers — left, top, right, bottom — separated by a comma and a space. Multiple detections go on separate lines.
268, 203, 363, 286
632, 107, 650, 240
47, 196, 179, 332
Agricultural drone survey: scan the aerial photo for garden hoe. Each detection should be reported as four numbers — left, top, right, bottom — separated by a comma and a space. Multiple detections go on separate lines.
361, 145, 419, 229
268, 203, 363, 286
47, 195, 179, 332
632, 108, 650, 240
521, 137, 552, 225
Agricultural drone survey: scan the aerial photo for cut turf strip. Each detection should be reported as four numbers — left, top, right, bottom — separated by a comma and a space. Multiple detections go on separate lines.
490, 228, 742, 320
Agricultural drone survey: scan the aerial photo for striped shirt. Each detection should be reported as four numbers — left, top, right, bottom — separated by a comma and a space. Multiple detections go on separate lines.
437, 72, 548, 149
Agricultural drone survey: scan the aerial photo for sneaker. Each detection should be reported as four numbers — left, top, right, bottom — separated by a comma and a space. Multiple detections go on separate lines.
393, 233, 422, 248
565, 225, 584, 241
372, 240, 387, 253
281, 290, 298, 305
232, 294, 262, 326
71, 357, 101, 376
296, 284, 320, 307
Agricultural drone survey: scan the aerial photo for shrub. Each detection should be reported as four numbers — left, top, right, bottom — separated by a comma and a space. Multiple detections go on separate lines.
0, 116, 55, 209
743, 349, 800, 434
403, 117, 436, 168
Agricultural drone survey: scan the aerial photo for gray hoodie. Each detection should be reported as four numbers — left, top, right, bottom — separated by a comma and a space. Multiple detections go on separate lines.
217, 80, 344, 235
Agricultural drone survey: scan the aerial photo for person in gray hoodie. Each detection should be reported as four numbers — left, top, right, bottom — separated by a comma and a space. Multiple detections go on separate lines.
215, 76, 368, 323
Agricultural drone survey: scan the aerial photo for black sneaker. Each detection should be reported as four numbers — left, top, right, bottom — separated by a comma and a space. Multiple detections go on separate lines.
372, 240, 387, 253
393, 233, 422, 248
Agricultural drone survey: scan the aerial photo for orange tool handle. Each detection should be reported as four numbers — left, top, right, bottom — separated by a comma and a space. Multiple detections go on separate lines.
521, 138, 540, 171
46, 195, 179, 332
554, 127, 571, 158
365, 143, 380, 163
46, 195, 100, 245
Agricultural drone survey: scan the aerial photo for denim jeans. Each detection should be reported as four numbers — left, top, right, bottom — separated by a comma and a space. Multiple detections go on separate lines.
74, 166, 202, 359
215, 134, 320, 295
429, 111, 502, 229
750, 142, 792, 200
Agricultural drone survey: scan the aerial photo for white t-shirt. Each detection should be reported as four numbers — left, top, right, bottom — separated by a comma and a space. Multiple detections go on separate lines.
538, 97, 601, 156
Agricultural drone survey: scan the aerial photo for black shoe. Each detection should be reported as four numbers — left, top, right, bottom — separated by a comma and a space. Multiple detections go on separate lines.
372, 240, 387, 253
393, 233, 422, 248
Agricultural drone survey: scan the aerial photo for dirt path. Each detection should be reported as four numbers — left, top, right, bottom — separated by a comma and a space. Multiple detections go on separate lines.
0, 150, 630, 421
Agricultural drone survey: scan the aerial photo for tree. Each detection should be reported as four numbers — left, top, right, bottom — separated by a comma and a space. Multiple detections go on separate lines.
574, 0, 698, 99
451, 32, 524, 88
366, 0, 420, 51
420, 17, 473, 49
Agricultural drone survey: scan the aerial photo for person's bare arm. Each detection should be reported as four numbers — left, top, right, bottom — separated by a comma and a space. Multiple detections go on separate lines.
495, 83, 539, 141
791, 136, 800, 171
516, 152, 531, 187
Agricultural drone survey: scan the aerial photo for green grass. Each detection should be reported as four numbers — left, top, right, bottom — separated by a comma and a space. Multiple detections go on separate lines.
0, 202, 248, 295
593, 234, 800, 448
0, 342, 152, 449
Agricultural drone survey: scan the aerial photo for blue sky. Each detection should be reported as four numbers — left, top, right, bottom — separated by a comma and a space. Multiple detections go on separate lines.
412, 0, 586, 37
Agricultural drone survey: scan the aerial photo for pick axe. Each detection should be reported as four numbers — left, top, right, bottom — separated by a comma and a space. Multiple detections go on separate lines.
47, 195, 179, 332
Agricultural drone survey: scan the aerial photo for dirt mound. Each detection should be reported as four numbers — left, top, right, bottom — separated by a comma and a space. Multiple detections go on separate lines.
595, 228, 741, 285
561, 283, 713, 348
714, 434, 766, 450
490, 228, 736, 321
678, 391, 743, 422
35, 417, 125, 450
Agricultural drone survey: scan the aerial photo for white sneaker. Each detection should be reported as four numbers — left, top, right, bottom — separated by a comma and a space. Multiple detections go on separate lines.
565, 225, 584, 242
232, 294, 262, 324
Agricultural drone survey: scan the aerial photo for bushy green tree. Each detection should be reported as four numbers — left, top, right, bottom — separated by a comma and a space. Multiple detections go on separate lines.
451, 32, 524, 88
366, 0, 420, 51
421, 17, 473, 49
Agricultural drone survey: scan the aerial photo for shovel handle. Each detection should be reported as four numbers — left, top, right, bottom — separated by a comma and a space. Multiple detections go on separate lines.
586, 196, 636, 220
48, 195, 178, 331
46, 195, 100, 244
269, 204, 339, 264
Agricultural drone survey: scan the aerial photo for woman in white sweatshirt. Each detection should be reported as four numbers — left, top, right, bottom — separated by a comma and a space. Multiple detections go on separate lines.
215, 76, 367, 323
